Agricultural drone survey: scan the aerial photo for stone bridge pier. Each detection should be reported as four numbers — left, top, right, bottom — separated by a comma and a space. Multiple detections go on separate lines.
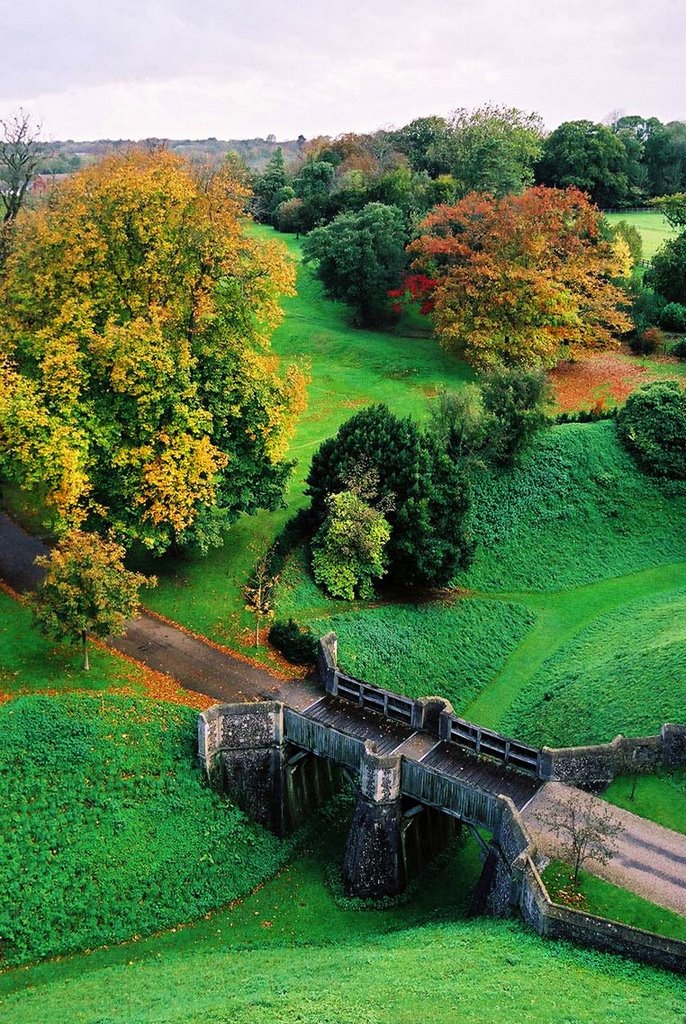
198, 702, 342, 836
199, 702, 457, 897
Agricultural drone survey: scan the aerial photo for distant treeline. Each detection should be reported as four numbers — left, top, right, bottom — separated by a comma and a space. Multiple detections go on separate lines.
38, 111, 686, 211
37, 135, 306, 175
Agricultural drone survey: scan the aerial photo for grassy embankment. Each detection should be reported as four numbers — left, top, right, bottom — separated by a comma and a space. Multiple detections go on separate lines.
0, 694, 289, 967
2, 817, 685, 1024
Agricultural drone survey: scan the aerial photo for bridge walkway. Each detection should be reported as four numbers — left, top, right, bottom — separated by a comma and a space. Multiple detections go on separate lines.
300, 693, 541, 811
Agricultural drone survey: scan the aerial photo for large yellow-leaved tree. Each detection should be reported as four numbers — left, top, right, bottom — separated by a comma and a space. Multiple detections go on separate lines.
0, 149, 305, 553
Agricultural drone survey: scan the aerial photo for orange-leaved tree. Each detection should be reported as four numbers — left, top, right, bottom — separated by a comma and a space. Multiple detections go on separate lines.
0, 149, 306, 553
408, 186, 632, 370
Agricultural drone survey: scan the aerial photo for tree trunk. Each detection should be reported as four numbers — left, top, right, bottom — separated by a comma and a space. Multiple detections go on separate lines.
630, 776, 638, 801
82, 630, 90, 672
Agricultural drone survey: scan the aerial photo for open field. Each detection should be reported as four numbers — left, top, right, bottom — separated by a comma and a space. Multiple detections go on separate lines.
606, 771, 686, 835
2, 815, 685, 1024
605, 209, 678, 259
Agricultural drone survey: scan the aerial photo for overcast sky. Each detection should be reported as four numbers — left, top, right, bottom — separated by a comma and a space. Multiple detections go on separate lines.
1, 0, 683, 141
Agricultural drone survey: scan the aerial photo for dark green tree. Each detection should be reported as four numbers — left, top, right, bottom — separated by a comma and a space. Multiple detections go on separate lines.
302, 202, 407, 327
293, 160, 335, 229
391, 115, 452, 176
644, 122, 686, 196
616, 380, 686, 479
253, 147, 287, 223
647, 232, 686, 304
306, 404, 473, 587
536, 120, 631, 207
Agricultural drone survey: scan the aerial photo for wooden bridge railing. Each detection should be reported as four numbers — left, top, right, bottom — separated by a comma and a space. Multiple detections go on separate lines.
319, 633, 542, 777
401, 759, 503, 831
439, 714, 542, 775
332, 671, 415, 726
283, 706, 365, 771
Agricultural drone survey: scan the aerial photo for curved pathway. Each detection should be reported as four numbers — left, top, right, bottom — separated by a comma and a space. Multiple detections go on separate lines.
0, 513, 317, 709
524, 782, 686, 917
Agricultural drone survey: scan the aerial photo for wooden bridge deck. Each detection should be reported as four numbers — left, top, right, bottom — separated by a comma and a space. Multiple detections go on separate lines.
301, 694, 541, 812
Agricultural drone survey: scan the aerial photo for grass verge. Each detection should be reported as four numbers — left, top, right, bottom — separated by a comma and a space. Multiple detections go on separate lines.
543, 861, 686, 943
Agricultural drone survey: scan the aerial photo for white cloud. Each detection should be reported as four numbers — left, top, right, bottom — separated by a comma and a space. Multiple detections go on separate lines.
0, 0, 683, 139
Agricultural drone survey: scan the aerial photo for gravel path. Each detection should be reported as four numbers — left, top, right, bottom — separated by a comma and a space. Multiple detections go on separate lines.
0, 512, 318, 708
523, 781, 686, 917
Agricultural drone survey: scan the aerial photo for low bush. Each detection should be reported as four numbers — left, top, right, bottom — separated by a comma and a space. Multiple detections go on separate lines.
628, 326, 664, 355
671, 337, 686, 359
616, 380, 686, 479
660, 301, 686, 333
268, 618, 318, 664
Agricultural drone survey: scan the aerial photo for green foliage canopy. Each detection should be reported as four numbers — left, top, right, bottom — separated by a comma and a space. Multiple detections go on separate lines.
616, 380, 686, 479
302, 202, 408, 326
311, 490, 391, 600
306, 404, 472, 587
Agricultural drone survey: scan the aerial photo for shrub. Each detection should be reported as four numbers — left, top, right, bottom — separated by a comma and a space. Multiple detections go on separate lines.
268, 619, 318, 664
660, 302, 686, 333
672, 338, 686, 359
630, 286, 666, 336
616, 380, 686, 478
647, 232, 686, 305
480, 368, 551, 466
311, 490, 390, 600
629, 326, 664, 355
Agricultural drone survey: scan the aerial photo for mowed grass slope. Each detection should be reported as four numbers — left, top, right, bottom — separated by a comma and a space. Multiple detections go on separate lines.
501, 587, 686, 745
312, 598, 536, 713
460, 421, 686, 593
0, 694, 287, 966
141, 227, 472, 655
3, 841, 685, 1024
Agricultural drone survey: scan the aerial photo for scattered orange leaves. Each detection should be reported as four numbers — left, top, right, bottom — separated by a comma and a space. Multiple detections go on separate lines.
549, 350, 677, 412
144, 607, 300, 681
90, 636, 214, 711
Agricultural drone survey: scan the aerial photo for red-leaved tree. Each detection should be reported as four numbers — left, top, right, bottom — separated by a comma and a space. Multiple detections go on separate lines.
408, 187, 632, 370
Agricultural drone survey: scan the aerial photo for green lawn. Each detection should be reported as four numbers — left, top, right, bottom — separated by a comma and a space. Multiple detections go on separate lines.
0, 589, 145, 699
3, 831, 685, 1024
605, 210, 678, 259
606, 772, 686, 835
500, 585, 686, 745
543, 861, 686, 943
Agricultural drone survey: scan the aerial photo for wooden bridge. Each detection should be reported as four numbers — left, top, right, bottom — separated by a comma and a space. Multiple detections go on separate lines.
199, 633, 545, 896
282, 692, 541, 833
